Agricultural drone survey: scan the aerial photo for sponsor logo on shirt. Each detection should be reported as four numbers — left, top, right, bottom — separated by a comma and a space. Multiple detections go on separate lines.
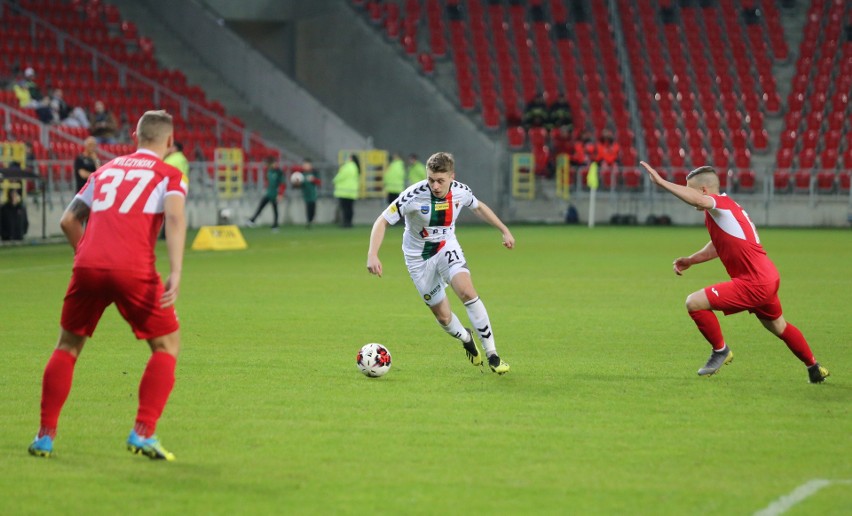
389, 204, 398, 214
420, 205, 430, 214
434, 201, 449, 211
711, 287, 719, 297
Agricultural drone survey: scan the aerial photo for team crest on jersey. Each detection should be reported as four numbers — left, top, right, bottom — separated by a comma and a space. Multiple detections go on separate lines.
434, 201, 449, 211
420, 205, 430, 214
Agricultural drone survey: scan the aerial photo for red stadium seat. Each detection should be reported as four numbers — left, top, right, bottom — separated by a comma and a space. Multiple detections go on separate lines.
621, 168, 642, 191
737, 170, 756, 192
773, 171, 791, 193
507, 126, 525, 149
793, 171, 811, 192
839, 172, 851, 193
815, 171, 836, 193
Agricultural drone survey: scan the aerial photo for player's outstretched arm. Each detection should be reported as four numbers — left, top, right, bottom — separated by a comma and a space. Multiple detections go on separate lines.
640, 161, 714, 210
59, 198, 90, 250
367, 215, 389, 277
472, 201, 515, 249
160, 195, 186, 308
674, 240, 718, 275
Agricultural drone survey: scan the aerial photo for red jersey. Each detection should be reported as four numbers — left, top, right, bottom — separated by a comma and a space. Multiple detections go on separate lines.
705, 194, 778, 283
74, 149, 187, 271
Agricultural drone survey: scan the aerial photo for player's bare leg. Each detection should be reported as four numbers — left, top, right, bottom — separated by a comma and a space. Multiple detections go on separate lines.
431, 297, 482, 367
29, 329, 88, 457
127, 331, 180, 461
450, 272, 509, 374
686, 289, 733, 376
759, 316, 829, 383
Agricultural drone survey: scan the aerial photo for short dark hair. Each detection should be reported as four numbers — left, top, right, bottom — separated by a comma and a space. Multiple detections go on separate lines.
686, 166, 716, 180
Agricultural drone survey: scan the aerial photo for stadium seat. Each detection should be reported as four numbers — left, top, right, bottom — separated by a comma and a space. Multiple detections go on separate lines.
621, 168, 642, 191
773, 171, 791, 193
815, 171, 836, 194
507, 126, 525, 150
793, 171, 812, 193
839, 171, 851, 193
737, 170, 757, 193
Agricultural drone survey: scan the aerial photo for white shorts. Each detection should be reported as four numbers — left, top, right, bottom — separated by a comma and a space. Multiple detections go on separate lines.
406, 240, 469, 307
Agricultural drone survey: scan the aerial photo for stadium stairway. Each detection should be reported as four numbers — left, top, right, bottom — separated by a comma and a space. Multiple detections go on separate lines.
756, 2, 811, 174
107, 0, 315, 160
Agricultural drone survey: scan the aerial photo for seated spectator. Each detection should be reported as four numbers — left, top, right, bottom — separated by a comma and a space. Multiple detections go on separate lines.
550, 125, 573, 157
89, 100, 118, 143
547, 94, 573, 132
522, 93, 547, 129
571, 129, 598, 166
12, 67, 43, 109
1, 188, 28, 241
596, 129, 620, 168
50, 89, 89, 128
74, 137, 100, 192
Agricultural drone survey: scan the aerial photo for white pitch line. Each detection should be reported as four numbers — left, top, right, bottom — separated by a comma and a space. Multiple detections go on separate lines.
754, 479, 852, 516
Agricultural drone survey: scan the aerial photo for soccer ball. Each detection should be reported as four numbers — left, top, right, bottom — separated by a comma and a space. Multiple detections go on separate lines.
356, 343, 392, 378
290, 171, 304, 186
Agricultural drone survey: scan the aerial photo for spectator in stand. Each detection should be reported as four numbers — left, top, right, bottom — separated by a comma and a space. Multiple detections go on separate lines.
333, 154, 360, 228
383, 152, 406, 205
406, 153, 426, 186
522, 92, 547, 129
571, 129, 599, 166
40, 88, 90, 128
89, 100, 119, 143
164, 141, 189, 185
550, 125, 574, 158
294, 158, 320, 229
12, 67, 43, 108
546, 94, 573, 132
0, 189, 28, 241
247, 156, 285, 230
596, 129, 621, 169
74, 137, 100, 192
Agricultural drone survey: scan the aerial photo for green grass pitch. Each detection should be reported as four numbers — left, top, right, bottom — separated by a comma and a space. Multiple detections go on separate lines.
1, 224, 850, 514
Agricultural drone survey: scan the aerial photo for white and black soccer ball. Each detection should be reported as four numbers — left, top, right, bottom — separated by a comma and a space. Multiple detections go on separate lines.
356, 343, 392, 378
290, 171, 304, 186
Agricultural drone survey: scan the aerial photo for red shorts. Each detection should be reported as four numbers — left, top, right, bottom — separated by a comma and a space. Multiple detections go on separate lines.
61, 267, 179, 339
704, 277, 782, 320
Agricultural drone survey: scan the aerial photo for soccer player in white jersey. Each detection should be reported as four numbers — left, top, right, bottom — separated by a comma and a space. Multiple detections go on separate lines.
367, 152, 515, 374
641, 162, 829, 383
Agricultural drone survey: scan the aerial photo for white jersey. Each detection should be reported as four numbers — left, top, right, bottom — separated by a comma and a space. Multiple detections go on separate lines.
382, 180, 479, 261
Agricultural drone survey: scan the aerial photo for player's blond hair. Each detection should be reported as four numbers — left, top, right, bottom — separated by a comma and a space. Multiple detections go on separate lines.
136, 110, 174, 145
686, 166, 720, 189
426, 152, 455, 174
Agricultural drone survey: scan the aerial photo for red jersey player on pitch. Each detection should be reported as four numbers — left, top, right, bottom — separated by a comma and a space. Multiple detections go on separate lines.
28, 110, 188, 460
640, 162, 830, 384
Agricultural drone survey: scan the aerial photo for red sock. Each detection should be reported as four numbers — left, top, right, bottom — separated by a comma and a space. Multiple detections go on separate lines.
689, 310, 726, 351
779, 323, 815, 366
39, 349, 78, 438
135, 352, 177, 438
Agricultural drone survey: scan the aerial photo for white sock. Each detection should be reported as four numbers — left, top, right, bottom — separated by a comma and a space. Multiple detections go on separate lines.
438, 313, 470, 342
464, 297, 496, 356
